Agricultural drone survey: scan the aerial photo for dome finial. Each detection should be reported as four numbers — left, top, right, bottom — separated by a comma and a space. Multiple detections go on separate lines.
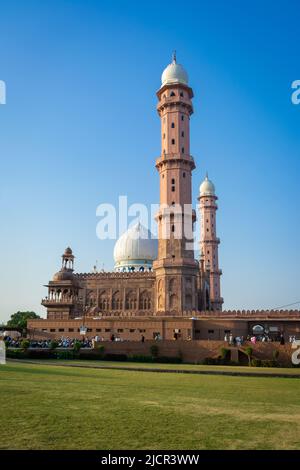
199, 173, 215, 196
161, 52, 188, 87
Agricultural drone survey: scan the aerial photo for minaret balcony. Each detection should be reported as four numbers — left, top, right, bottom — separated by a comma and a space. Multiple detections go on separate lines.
202, 237, 220, 244
41, 297, 77, 306
157, 98, 193, 114
156, 153, 195, 169
210, 269, 223, 275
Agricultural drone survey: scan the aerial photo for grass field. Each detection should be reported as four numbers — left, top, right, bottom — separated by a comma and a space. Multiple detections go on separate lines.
14, 358, 300, 375
1, 361, 300, 450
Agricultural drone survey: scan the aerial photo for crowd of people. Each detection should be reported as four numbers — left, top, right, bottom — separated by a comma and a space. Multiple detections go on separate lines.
224, 332, 289, 346
3, 332, 297, 349
3, 335, 93, 349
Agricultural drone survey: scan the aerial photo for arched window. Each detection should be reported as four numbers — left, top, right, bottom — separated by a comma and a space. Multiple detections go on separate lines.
169, 278, 176, 292
185, 294, 192, 309
126, 290, 137, 310
139, 290, 151, 310
112, 291, 121, 310
205, 289, 210, 308
99, 291, 109, 310
252, 325, 264, 335
169, 293, 177, 309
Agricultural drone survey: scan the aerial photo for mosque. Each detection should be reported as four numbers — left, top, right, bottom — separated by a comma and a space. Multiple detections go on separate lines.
28, 55, 300, 342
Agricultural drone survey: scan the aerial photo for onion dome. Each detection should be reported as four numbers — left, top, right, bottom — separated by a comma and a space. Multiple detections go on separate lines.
161, 52, 188, 87
52, 269, 74, 281
52, 246, 75, 281
113, 222, 158, 272
199, 173, 215, 197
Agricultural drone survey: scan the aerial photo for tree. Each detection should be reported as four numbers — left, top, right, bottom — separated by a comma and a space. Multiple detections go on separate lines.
73, 340, 81, 353
244, 346, 253, 367
50, 340, 59, 350
20, 339, 30, 350
7, 311, 40, 329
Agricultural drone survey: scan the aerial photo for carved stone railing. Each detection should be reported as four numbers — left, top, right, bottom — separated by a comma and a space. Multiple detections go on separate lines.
41, 297, 77, 305
74, 272, 155, 280
180, 309, 300, 319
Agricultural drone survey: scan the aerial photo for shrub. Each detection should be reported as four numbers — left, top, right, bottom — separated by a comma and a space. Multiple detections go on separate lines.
28, 349, 55, 359
55, 350, 75, 360
97, 345, 105, 354
150, 344, 159, 358
273, 349, 280, 361
244, 346, 253, 366
261, 359, 278, 367
49, 340, 58, 350
20, 339, 30, 350
6, 348, 27, 359
103, 353, 128, 361
73, 340, 81, 353
203, 357, 218, 365
155, 356, 182, 364
251, 358, 262, 367
220, 347, 230, 360
129, 355, 153, 363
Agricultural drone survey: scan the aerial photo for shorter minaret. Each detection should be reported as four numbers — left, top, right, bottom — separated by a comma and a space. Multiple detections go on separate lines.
41, 247, 80, 320
198, 174, 223, 310
61, 246, 74, 271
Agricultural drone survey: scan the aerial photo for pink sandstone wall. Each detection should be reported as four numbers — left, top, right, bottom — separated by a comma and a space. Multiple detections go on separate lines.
83, 340, 295, 366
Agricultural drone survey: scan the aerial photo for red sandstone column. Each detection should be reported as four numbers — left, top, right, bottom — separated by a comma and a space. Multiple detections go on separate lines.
153, 55, 198, 313
198, 175, 223, 311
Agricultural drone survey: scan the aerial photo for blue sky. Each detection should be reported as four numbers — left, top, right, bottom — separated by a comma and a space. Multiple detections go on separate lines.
0, 0, 299, 322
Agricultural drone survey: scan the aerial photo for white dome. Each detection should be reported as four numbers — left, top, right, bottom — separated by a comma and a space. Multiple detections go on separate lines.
200, 174, 215, 196
161, 53, 188, 87
113, 222, 158, 271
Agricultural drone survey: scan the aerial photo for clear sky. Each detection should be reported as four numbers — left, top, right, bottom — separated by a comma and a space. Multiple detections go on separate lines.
0, 0, 300, 323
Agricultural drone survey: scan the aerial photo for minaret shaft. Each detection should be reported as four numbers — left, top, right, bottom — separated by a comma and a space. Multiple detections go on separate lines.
153, 78, 198, 313
199, 189, 223, 310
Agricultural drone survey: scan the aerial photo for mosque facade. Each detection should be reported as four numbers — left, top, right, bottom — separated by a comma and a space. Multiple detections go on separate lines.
28, 55, 300, 341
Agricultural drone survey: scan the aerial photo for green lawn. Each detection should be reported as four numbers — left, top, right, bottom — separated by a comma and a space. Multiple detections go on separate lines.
1, 362, 300, 450
15, 358, 300, 375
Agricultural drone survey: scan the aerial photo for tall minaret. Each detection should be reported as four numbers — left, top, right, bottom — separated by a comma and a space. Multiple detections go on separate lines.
153, 53, 198, 313
198, 175, 223, 310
